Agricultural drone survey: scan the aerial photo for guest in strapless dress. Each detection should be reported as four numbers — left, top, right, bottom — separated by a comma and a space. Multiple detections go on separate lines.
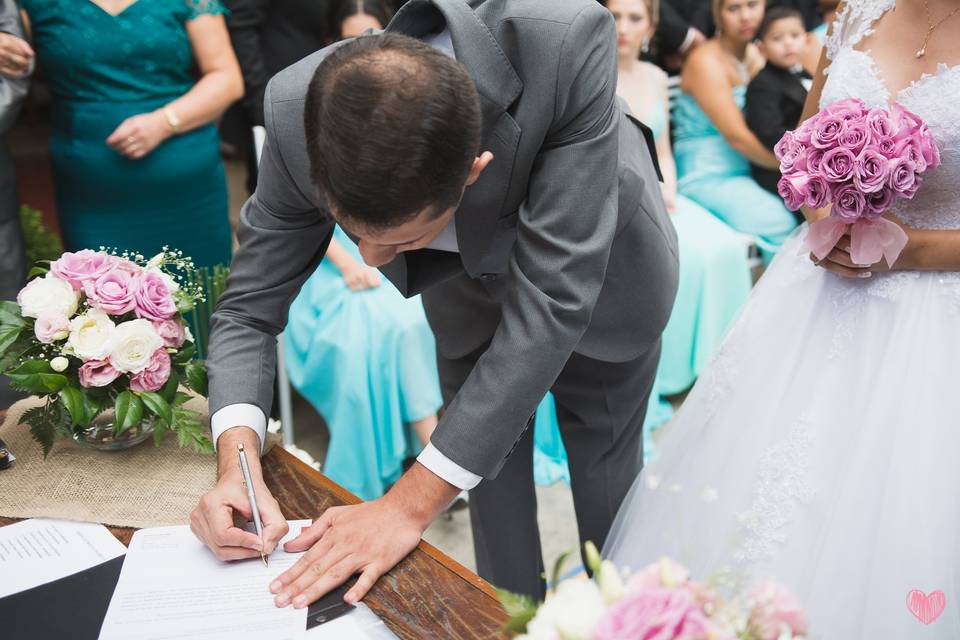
21, 0, 242, 267
673, 0, 798, 260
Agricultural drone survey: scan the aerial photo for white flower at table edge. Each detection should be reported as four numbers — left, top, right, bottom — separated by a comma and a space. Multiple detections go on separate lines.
16, 273, 79, 320
66, 309, 116, 361
107, 318, 165, 374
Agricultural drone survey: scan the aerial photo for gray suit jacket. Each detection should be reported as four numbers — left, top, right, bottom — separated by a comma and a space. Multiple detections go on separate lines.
207, 0, 679, 479
0, 0, 28, 226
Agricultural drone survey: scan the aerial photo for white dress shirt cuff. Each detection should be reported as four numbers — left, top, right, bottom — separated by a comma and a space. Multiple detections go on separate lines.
210, 403, 267, 454
416, 442, 482, 491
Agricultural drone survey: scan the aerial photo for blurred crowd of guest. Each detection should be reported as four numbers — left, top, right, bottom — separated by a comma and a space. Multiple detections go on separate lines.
0, 0, 833, 496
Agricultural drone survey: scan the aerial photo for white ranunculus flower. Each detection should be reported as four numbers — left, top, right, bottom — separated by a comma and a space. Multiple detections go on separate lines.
50, 356, 69, 372
525, 580, 606, 640
109, 319, 163, 373
67, 309, 116, 361
16, 274, 79, 319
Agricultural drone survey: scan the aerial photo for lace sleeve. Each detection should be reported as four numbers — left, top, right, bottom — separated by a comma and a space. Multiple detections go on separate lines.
186, 0, 228, 20
824, 2, 849, 62
825, 0, 896, 62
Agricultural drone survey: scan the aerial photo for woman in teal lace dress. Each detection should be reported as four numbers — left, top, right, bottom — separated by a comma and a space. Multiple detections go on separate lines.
21, 0, 242, 268
674, 0, 797, 260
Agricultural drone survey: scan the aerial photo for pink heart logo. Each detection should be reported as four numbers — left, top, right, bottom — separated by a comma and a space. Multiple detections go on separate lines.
906, 589, 946, 625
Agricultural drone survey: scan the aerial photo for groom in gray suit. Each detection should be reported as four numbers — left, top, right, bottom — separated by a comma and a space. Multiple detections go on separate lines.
192, 0, 678, 605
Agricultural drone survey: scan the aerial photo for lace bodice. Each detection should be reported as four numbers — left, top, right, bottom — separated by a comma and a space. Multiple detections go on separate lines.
821, 0, 960, 230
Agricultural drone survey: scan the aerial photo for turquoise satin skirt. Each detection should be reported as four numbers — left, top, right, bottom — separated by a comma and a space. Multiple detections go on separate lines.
49, 99, 232, 268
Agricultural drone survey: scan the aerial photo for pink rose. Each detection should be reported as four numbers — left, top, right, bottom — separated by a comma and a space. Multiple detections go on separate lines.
865, 108, 894, 139
777, 173, 809, 211
792, 123, 812, 146
875, 136, 897, 158
134, 271, 177, 321
888, 157, 920, 197
594, 588, 734, 640
822, 98, 867, 118
916, 125, 940, 170
51, 250, 117, 290
853, 148, 889, 193
83, 269, 140, 315
890, 103, 923, 135
746, 581, 808, 640
804, 174, 830, 209
34, 312, 70, 344
820, 147, 857, 183
865, 188, 896, 219
129, 348, 171, 393
78, 359, 121, 388
838, 122, 870, 156
894, 138, 927, 173
832, 183, 867, 222
810, 114, 846, 149
152, 318, 186, 348
805, 148, 826, 174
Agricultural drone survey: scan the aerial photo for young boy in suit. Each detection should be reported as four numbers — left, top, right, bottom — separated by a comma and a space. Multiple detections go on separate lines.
746, 8, 811, 203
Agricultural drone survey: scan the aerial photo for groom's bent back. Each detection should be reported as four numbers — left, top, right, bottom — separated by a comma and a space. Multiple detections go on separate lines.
204, 0, 679, 600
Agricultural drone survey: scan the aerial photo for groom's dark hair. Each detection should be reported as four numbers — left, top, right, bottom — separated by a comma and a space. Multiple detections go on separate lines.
304, 33, 482, 230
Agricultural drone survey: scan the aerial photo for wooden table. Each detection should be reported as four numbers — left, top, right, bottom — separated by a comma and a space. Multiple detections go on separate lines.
0, 442, 509, 639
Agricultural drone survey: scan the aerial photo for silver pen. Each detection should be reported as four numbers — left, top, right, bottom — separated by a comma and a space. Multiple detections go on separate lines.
237, 443, 268, 567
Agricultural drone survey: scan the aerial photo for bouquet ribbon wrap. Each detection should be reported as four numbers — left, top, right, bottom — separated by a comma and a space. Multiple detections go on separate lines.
802, 216, 909, 268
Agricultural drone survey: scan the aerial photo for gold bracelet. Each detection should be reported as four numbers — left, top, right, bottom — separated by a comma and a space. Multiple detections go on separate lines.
162, 106, 181, 133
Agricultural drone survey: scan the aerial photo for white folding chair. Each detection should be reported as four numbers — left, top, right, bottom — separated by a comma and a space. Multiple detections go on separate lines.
252, 125, 296, 449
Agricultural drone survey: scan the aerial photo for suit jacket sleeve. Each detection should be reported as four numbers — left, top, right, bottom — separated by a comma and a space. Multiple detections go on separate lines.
745, 73, 788, 152
430, 4, 622, 479
656, 3, 692, 57
0, 0, 29, 136
205, 78, 334, 422
223, 0, 271, 126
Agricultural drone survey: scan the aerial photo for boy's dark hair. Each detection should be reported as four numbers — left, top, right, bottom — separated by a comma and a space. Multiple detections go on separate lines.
757, 7, 804, 40
304, 33, 482, 230
330, 0, 394, 41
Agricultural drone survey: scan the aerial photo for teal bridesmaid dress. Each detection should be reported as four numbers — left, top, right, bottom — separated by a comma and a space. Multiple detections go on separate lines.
533, 98, 754, 483
284, 228, 443, 501
22, 0, 232, 268
672, 88, 798, 260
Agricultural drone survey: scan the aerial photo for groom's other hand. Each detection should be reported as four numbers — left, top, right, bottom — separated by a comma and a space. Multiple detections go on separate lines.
190, 426, 289, 560
269, 462, 459, 607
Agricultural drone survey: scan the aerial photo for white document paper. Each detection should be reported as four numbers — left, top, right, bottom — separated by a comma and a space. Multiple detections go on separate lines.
98, 520, 312, 640
0, 518, 126, 598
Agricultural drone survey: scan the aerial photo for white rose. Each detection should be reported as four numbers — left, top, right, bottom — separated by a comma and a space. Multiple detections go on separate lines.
184, 325, 194, 343
50, 356, 69, 372
108, 319, 163, 373
525, 580, 606, 640
146, 253, 164, 268
16, 274, 79, 319
67, 310, 116, 361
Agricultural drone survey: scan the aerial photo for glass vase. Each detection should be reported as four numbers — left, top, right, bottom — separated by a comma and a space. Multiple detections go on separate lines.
72, 412, 155, 451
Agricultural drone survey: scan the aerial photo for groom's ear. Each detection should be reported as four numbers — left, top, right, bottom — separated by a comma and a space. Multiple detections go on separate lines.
464, 151, 494, 187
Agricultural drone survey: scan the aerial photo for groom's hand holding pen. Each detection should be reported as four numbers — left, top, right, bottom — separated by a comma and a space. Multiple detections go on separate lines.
189, 426, 289, 562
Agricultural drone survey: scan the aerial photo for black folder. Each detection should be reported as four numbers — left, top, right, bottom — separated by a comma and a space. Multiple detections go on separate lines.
0, 554, 126, 640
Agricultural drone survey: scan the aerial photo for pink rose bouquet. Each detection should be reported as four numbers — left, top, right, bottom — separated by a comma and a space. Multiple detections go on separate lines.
776, 98, 941, 268
500, 544, 809, 640
1, 247, 213, 455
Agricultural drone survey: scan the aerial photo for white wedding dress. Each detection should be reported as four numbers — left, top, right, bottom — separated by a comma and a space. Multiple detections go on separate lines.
604, 0, 960, 636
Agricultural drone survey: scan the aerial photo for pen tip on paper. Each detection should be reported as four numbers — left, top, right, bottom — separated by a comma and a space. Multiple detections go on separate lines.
261, 552, 268, 567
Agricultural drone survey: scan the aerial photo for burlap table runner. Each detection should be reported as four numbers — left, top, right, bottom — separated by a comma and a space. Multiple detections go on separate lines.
0, 396, 277, 528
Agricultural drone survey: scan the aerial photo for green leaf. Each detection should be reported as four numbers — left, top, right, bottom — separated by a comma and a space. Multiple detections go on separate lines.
0, 300, 25, 327
82, 393, 103, 425
0, 324, 23, 355
496, 588, 539, 635
184, 362, 208, 396
20, 403, 56, 457
114, 391, 144, 432
549, 550, 573, 591
7, 360, 68, 394
170, 405, 214, 454
26, 266, 49, 281
139, 392, 173, 426
173, 391, 193, 406
58, 386, 85, 426
173, 343, 195, 364
159, 371, 179, 403
152, 418, 169, 447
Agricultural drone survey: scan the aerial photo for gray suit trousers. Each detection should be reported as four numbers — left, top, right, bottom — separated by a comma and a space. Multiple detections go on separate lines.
437, 339, 660, 599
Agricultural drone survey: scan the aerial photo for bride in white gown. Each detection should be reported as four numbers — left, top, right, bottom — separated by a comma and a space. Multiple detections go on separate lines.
604, 0, 960, 636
